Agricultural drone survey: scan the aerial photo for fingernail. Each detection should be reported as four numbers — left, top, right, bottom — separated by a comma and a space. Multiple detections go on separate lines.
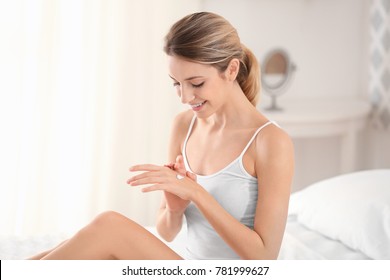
164, 164, 174, 170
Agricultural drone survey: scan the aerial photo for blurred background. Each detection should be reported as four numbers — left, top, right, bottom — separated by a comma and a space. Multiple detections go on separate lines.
0, 0, 389, 238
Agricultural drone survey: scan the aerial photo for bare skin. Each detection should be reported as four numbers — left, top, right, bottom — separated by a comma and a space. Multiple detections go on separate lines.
29, 56, 294, 260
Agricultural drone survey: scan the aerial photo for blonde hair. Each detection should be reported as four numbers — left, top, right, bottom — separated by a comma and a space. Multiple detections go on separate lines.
164, 12, 260, 106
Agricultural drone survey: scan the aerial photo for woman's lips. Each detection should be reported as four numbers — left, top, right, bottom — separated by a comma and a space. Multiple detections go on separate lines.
190, 101, 207, 111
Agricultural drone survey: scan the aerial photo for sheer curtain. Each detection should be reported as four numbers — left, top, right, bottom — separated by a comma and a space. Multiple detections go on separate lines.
0, 0, 201, 236
369, 0, 390, 128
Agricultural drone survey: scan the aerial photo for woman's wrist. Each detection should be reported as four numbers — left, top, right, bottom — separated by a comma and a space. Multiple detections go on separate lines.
166, 207, 186, 217
158, 207, 183, 228
191, 184, 209, 207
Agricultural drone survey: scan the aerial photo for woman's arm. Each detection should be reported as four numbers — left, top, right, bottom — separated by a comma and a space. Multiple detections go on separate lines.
156, 198, 185, 242
195, 126, 293, 259
155, 111, 193, 242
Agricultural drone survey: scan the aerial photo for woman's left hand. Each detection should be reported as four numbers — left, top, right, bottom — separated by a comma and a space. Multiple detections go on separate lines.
127, 164, 202, 201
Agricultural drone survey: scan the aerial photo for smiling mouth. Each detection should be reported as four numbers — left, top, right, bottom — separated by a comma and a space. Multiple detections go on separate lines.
191, 101, 207, 109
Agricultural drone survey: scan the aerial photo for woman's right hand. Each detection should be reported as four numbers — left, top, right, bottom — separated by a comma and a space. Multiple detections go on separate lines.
163, 155, 196, 213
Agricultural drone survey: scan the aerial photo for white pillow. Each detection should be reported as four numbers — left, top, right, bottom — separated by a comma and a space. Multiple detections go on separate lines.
289, 169, 390, 260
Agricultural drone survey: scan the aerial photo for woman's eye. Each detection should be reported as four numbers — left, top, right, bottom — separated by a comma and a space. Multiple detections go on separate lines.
173, 82, 180, 87
192, 82, 204, 88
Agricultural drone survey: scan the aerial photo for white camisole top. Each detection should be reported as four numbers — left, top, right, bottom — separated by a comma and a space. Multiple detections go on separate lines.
182, 116, 275, 259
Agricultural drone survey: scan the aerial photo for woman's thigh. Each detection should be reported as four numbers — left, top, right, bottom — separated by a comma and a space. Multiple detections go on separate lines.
83, 211, 183, 260
43, 211, 183, 260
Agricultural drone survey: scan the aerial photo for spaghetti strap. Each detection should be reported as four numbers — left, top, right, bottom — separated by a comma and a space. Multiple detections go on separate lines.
183, 115, 197, 152
182, 115, 197, 171
240, 121, 275, 157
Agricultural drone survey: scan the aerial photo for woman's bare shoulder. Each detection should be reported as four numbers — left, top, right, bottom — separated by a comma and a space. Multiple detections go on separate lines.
252, 122, 294, 190
168, 110, 195, 158
171, 110, 195, 135
255, 122, 294, 161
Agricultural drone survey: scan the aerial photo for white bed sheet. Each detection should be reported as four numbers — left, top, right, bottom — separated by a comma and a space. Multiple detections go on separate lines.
0, 234, 68, 260
278, 216, 370, 260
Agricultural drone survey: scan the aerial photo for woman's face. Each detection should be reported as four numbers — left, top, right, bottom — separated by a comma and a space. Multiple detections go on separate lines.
168, 55, 228, 118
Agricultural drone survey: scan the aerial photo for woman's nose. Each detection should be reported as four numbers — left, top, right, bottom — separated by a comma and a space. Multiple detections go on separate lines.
180, 87, 194, 104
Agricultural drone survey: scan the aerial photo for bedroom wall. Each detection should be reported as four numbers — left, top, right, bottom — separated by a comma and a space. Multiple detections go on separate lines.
202, 0, 390, 191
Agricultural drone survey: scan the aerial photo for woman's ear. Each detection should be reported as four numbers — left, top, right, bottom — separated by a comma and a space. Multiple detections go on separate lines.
225, 58, 240, 81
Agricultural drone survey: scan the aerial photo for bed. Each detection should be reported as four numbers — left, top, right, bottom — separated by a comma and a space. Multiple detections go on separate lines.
279, 169, 390, 260
1, 169, 389, 260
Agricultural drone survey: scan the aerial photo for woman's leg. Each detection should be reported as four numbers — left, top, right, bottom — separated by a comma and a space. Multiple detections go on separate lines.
39, 211, 182, 260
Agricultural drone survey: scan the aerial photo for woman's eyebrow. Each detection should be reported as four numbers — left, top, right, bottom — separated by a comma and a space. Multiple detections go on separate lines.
184, 76, 204, 81
168, 75, 177, 81
168, 75, 204, 81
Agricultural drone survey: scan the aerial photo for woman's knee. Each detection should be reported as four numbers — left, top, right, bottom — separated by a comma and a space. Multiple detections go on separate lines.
90, 211, 125, 227
74, 211, 144, 245
73, 211, 125, 239
89, 210, 140, 232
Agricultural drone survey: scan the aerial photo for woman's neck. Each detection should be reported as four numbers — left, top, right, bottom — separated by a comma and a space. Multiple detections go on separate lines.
200, 84, 261, 130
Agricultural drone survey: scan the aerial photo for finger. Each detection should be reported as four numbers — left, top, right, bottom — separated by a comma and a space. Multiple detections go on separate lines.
176, 155, 184, 165
130, 177, 165, 187
141, 184, 166, 193
164, 163, 175, 170
129, 164, 162, 172
186, 171, 197, 182
174, 155, 186, 173
127, 171, 159, 184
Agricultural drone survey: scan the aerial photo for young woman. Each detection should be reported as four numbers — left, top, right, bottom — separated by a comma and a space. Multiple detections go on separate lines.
29, 11, 294, 260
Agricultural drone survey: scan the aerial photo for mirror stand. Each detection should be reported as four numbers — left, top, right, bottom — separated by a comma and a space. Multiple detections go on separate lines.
266, 95, 283, 111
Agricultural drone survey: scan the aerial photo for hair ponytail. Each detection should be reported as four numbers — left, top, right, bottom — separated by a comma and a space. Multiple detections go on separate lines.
237, 44, 260, 106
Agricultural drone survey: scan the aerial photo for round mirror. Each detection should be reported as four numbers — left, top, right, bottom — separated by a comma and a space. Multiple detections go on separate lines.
261, 48, 296, 111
